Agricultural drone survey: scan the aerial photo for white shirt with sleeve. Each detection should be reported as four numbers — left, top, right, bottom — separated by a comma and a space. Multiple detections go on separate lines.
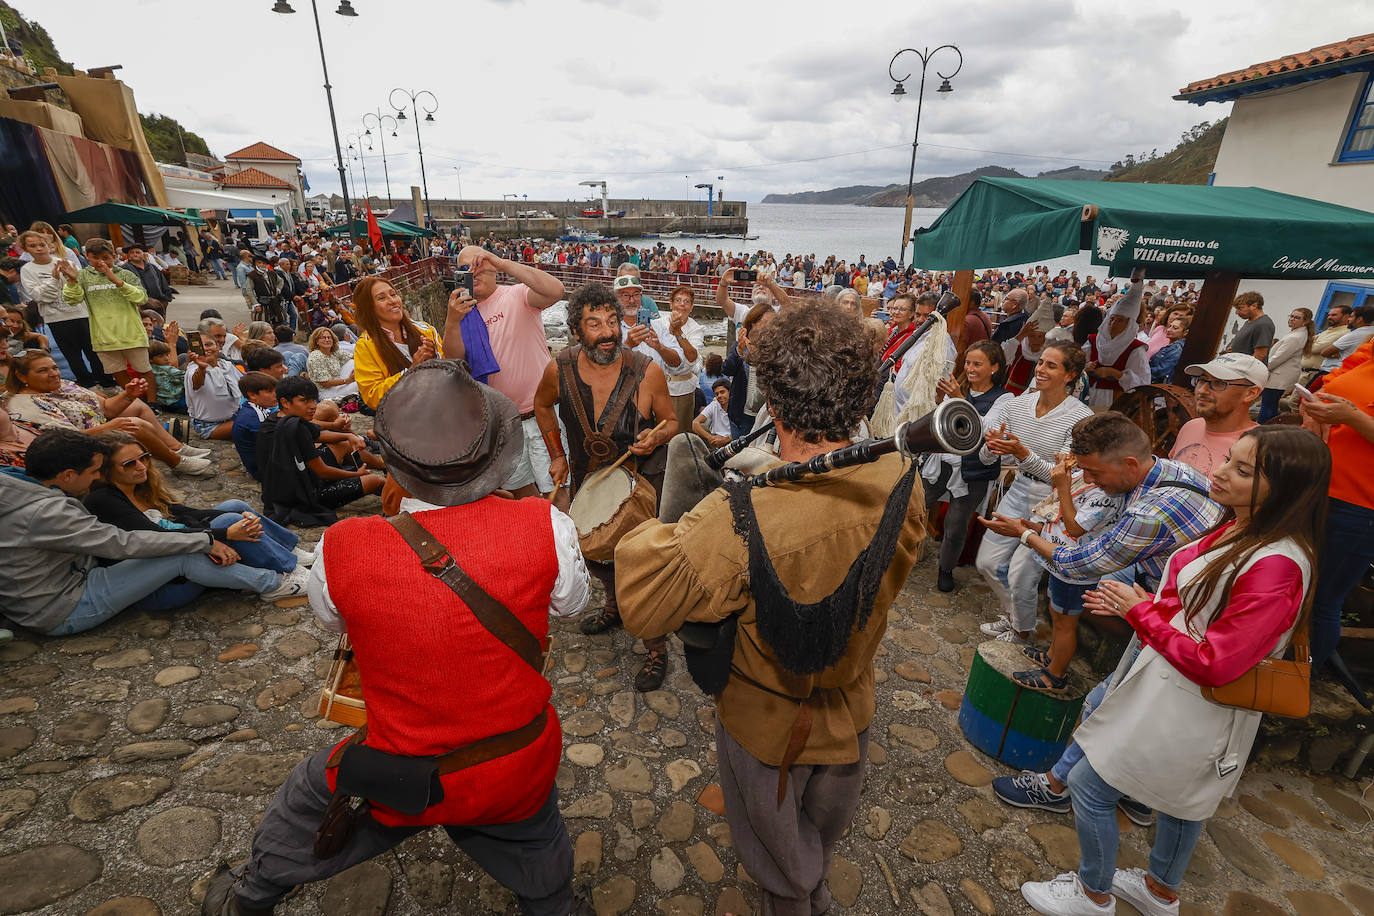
185, 358, 244, 423
20, 259, 87, 323
697, 399, 732, 437
306, 497, 590, 634
651, 315, 704, 397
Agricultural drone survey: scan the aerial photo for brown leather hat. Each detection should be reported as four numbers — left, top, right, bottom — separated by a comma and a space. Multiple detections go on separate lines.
373, 359, 521, 506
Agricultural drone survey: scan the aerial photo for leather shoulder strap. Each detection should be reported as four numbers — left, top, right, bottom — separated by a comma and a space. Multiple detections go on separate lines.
602, 351, 651, 437
386, 512, 544, 674
556, 347, 599, 440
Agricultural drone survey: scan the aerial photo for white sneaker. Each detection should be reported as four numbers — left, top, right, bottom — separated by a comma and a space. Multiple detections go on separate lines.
995, 628, 1029, 645
980, 616, 1014, 637
1022, 873, 1115, 916
178, 444, 212, 459
172, 455, 215, 477
292, 546, 317, 566
260, 567, 308, 601
1111, 869, 1178, 916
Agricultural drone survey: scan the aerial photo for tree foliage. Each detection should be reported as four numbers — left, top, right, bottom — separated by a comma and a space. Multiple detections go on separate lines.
1106, 119, 1228, 185
0, 0, 74, 75
140, 113, 212, 166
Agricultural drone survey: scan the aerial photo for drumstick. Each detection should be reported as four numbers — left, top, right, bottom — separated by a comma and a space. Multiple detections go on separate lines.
585, 419, 669, 490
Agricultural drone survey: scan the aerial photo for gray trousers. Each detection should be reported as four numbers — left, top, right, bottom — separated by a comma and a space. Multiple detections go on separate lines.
715, 720, 868, 916
230, 749, 573, 915
922, 464, 991, 574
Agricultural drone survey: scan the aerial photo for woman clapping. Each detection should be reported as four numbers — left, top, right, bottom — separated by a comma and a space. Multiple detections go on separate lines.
1021, 425, 1328, 916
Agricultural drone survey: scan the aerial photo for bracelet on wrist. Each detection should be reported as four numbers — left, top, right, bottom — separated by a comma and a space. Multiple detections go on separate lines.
1019, 528, 1035, 546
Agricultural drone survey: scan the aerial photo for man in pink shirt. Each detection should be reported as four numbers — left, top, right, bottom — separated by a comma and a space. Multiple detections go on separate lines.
1169, 353, 1265, 477
456, 245, 566, 497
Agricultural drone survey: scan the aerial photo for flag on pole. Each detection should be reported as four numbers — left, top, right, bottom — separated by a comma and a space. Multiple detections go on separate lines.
365, 200, 383, 254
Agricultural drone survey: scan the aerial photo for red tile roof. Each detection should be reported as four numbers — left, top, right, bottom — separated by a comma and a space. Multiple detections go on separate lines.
220, 167, 294, 190
224, 141, 300, 162
1179, 33, 1374, 96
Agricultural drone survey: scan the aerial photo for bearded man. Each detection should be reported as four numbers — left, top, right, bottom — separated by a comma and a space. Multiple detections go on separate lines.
532, 282, 678, 691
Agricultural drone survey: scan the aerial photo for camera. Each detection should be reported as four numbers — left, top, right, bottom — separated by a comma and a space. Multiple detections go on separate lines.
186, 331, 205, 356
735, 269, 758, 282
443, 267, 475, 297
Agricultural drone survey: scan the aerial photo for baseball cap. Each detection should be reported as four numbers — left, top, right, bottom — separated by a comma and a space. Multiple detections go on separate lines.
1184, 353, 1268, 387
612, 275, 642, 292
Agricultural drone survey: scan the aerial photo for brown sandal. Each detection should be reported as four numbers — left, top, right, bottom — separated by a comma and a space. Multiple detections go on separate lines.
634, 650, 668, 692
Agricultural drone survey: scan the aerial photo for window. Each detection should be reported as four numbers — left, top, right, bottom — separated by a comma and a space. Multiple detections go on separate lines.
1316, 282, 1374, 325
1338, 72, 1374, 163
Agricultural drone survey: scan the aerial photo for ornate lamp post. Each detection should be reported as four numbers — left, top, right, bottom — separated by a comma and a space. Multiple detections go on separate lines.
390, 87, 438, 228
346, 131, 370, 203
362, 109, 397, 207
271, 0, 359, 241
889, 43, 962, 269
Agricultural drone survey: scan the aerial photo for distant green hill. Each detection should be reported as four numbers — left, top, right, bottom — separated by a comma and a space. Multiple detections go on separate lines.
1105, 119, 1227, 185
0, 0, 73, 74
1, 2, 214, 162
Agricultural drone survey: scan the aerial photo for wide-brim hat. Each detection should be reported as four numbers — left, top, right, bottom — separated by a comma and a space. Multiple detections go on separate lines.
374, 359, 521, 506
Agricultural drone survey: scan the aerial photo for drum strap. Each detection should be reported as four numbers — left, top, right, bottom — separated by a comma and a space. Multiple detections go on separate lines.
556, 347, 650, 470
386, 511, 545, 675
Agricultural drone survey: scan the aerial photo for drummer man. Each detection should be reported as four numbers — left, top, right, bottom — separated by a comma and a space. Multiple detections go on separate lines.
204, 360, 592, 916
533, 281, 677, 692
616, 300, 927, 916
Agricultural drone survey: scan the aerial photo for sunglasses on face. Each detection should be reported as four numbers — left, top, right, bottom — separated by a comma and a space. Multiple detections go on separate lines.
120, 451, 152, 469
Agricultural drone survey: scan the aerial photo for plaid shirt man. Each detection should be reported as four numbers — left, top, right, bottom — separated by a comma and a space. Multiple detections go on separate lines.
1050, 458, 1222, 590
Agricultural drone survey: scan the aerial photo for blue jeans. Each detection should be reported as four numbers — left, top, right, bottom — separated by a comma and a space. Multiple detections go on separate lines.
210, 500, 299, 573
50, 553, 279, 634
1051, 673, 1111, 785
1257, 387, 1284, 423
1068, 755, 1203, 894
209, 257, 228, 280
1312, 498, 1374, 672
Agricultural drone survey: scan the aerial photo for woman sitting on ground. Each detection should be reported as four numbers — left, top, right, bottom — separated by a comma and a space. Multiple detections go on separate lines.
305, 326, 360, 408
85, 432, 312, 611
5, 306, 48, 351
1021, 426, 1328, 916
4, 352, 213, 477
351, 276, 442, 409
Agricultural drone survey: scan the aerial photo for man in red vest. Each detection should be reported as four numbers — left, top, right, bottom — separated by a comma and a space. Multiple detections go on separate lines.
204, 360, 592, 916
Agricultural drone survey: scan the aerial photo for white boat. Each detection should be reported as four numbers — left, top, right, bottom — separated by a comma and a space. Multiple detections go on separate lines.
659, 231, 682, 239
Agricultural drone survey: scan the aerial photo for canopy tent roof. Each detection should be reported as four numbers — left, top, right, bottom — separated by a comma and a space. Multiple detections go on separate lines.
387, 219, 437, 238
163, 186, 288, 214
148, 206, 205, 226
324, 218, 427, 239
64, 202, 198, 226
911, 178, 1374, 281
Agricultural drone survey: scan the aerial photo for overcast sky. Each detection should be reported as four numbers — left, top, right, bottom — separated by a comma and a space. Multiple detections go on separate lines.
17, 0, 1373, 203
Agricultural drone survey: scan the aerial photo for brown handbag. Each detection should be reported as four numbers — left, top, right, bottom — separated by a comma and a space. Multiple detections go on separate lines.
1200, 619, 1311, 718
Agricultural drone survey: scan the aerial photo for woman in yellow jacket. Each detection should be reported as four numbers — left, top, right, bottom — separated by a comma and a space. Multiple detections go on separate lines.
352, 276, 444, 408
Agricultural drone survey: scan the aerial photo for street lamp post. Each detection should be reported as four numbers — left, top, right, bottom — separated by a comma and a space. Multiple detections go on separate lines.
271, 0, 359, 243
362, 109, 397, 207
346, 131, 370, 202
888, 43, 962, 269
390, 87, 438, 228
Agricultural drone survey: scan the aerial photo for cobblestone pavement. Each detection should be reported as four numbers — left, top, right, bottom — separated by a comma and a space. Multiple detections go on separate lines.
2, 436, 1374, 916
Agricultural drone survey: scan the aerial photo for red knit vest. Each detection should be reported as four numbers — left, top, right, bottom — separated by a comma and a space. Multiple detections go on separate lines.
322, 495, 561, 827
1087, 335, 1145, 392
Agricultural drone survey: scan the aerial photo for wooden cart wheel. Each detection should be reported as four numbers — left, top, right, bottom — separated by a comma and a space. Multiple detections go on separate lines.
1110, 384, 1198, 457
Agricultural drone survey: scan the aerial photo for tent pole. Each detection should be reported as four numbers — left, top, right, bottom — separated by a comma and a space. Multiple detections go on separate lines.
108, 223, 124, 248
1171, 271, 1239, 385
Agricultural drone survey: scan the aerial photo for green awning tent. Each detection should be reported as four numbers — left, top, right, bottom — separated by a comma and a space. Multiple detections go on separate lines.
63, 202, 200, 227
387, 220, 437, 238
149, 207, 206, 226
912, 178, 1374, 281
324, 219, 427, 239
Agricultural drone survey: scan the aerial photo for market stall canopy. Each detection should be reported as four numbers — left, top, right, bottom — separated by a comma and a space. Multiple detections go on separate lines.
149, 206, 205, 226
324, 219, 426, 238
386, 220, 437, 238
64, 202, 196, 226
912, 177, 1374, 281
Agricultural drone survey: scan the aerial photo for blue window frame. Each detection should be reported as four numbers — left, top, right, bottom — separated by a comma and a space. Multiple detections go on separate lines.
1339, 72, 1374, 163
1316, 281, 1374, 325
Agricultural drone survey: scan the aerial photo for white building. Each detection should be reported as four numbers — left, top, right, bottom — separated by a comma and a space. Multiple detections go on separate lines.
222, 142, 307, 217
1177, 32, 1374, 322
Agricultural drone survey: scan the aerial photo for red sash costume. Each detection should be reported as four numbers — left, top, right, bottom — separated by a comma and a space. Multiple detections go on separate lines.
1087, 334, 1146, 392
881, 324, 916, 371
321, 495, 561, 827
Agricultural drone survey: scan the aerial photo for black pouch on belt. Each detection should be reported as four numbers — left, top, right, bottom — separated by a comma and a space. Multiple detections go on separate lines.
335, 743, 444, 816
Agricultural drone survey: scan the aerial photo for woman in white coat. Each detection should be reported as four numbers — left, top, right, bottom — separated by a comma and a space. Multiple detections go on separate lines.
1020, 425, 1328, 916
1257, 307, 1314, 423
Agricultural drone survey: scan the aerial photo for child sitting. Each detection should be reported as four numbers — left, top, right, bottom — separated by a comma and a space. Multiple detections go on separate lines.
691, 379, 733, 447
233, 371, 278, 480
148, 340, 186, 412
1011, 454, 1123, 692
256, 376, 385, 526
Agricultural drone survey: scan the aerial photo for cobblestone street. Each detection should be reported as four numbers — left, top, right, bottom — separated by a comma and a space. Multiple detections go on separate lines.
1, 436, 1373, 916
